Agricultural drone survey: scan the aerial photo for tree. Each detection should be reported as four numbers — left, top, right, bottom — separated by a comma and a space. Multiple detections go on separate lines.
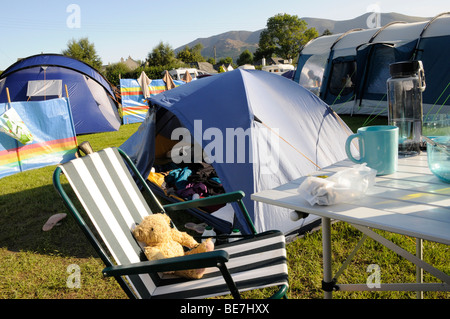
217, 57, 233, 65
105, 62, 131, 86
147, 42, 176, 67
254, 30, 276, 61
176, 43, 205, 63
176, 46, 193, 63
237, 49, 253, 66
189, 43, 205, 62
62, 37, 103, 70
255, 13, 319, 60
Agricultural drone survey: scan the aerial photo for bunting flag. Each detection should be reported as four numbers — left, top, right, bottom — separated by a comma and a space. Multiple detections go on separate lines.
120, 78, 185, 124
0, 98, 78, 179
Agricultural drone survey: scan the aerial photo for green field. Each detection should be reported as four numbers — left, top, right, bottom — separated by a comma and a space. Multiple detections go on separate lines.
0, 115, 448, 299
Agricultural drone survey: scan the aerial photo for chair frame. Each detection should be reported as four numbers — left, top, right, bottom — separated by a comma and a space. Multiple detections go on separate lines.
53, 147, 288, 299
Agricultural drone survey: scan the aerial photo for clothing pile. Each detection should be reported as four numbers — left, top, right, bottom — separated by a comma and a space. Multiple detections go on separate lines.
148, 161, 226, 213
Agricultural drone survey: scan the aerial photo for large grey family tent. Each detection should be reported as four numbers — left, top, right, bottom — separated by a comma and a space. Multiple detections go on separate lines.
293, 13, 450, 123
121, 69, 355, 236
0, 54, 121, 135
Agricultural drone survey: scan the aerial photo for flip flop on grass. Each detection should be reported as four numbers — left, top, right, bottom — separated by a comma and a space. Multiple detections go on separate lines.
184, 222, 207, 234
42, 213, 67, 231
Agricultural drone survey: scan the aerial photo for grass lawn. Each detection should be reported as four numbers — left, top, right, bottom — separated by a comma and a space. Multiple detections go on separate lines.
0, 115, 448, 299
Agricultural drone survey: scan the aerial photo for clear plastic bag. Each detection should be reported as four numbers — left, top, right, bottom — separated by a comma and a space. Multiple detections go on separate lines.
298, 164, 376, 206
0, 107, 33, 144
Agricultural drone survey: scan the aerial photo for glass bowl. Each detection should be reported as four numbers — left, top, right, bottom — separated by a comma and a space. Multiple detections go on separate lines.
426, 136, 450, 183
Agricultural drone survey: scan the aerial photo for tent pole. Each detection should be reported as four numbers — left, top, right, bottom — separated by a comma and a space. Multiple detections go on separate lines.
6, 87, 11, 104
6, 87, 23, 172
64, 84, 78, 147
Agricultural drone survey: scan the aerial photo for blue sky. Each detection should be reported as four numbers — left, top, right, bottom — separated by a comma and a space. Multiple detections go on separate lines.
0, 0, 448, 70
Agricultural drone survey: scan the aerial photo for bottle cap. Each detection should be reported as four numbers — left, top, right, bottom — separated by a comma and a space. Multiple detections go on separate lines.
389, 60, 422, 77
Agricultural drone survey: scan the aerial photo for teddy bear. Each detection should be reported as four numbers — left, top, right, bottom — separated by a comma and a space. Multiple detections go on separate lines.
132, 213, 214, 279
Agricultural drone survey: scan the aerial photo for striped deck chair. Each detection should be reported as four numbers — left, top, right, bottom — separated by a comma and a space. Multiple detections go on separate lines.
53, 147, 288, 299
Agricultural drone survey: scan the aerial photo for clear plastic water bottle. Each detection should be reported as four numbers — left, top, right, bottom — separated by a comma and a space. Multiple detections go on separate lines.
387, 60, 426, 156
229, 228, 242, 242
202, 226, 216, 243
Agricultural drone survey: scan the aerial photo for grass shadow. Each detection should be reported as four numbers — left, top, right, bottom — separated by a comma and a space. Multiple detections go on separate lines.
0, 181, 99, 258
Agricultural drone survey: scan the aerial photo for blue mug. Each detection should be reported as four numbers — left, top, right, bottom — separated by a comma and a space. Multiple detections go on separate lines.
345, 125, 399, 175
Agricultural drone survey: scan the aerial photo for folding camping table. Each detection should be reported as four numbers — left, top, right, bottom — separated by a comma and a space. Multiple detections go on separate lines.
251, 153, 450, 298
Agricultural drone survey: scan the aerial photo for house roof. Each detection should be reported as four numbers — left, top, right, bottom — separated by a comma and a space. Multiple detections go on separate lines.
190, 62, 218, 74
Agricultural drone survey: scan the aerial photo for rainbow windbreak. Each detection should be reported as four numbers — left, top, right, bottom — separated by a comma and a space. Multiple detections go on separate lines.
0, 98, 78, 179
120, 78, 185, 124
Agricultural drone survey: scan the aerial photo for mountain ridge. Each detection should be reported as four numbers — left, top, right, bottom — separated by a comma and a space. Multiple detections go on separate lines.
175, 12, 430, 62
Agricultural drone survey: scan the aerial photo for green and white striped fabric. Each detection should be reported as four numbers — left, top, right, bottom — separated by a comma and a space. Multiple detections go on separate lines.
59, 147, 288, 299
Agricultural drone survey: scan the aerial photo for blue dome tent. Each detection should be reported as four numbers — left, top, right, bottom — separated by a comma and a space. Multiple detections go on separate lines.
121, 69, 354, 236
0, 54, 121, 135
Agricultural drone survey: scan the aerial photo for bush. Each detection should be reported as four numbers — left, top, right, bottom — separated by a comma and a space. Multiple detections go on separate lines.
105, 62, 131, 86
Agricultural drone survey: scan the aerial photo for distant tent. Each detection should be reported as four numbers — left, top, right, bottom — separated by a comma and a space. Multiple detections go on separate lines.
0, 54, 121, 134
293, 13, 450, 122
0, 98, 78, 179
281, 69, 295, 80
121, 69, 355, 236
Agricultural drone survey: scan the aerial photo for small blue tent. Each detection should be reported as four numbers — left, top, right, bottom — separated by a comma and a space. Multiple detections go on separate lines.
0, 54, 121, 135
121, 69, 354, 236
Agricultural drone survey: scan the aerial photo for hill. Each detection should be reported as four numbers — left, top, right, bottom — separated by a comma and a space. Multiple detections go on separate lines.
175, 12, 430, 62
303, 12, 429, 34
177, 30, 260, 63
